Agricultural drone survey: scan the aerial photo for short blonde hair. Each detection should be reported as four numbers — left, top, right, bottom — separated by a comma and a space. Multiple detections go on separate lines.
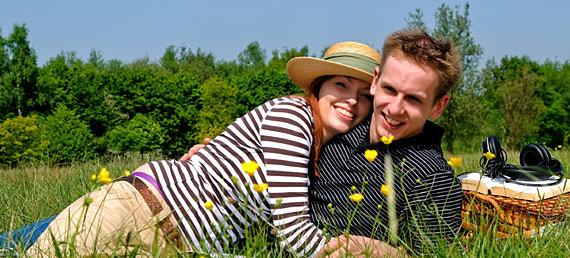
378, 29, 462, 101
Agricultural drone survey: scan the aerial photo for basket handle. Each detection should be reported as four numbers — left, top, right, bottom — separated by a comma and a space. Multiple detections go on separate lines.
464, 191, 506, 221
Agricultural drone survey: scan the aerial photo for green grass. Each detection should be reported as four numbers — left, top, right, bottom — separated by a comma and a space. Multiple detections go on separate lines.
1, 149, 569, 257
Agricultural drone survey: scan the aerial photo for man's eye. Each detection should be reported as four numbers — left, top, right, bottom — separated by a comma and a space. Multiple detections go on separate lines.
407, 95, 422, 103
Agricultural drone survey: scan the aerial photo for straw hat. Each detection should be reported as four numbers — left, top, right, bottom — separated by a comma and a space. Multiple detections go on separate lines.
286, 41, 381, 95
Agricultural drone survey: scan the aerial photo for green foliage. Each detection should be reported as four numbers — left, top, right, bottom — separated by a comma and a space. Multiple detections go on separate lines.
0, 115, 48, 165
267, 46, 309, 70
108, 113, 163, 154
234, 68, 302, 116
42, 105, 96, 163
238, 41, 267, 68
195, 77, 241, 141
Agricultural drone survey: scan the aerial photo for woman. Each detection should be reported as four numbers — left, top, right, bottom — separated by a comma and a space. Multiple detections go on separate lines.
25, 41, 381, 257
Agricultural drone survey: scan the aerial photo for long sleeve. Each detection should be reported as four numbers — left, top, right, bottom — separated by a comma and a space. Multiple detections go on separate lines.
261, 100, 326, 257
403, 170, 463, 251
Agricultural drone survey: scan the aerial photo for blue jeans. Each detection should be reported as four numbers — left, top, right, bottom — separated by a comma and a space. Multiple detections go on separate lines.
0, 216, 56, 249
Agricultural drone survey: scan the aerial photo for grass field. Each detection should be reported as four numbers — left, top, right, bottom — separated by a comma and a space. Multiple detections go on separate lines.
1, 149, 569, 257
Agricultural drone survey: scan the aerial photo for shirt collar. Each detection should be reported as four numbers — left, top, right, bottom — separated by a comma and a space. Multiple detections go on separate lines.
332, 118, 445, 150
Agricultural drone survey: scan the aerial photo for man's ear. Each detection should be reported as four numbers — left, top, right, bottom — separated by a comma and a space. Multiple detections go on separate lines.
429, 94, 449, 120
370, 66, 380, 96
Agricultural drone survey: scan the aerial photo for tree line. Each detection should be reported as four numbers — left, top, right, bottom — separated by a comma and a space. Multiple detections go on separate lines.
1, 3, 569, 166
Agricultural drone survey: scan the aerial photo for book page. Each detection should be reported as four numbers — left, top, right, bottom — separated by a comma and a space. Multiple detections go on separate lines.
458, 172, 570, 201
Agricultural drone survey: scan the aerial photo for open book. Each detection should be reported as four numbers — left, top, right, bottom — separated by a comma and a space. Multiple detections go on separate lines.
458, 172, 570, 201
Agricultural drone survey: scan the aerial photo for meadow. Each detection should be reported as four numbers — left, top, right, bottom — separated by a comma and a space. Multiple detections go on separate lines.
1, 148, 569, 257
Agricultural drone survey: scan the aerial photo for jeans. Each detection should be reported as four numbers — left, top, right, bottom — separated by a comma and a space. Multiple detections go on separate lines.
0, 216, 55, 249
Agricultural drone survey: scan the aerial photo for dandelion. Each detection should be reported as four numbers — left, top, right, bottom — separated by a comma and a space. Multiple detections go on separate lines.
123, 170, 131, 176
364, 149, 378, 162
447, 157, 462, 168
204, 201, 213, 210
483, 152, 496, 160
241, 161, 259, 176
349, 193, 364, 202
253, 183, 268, 192
97, 168, 112, 185
350, 185, 357, 191
381, 135, 394, 145
381, 184, 389, 196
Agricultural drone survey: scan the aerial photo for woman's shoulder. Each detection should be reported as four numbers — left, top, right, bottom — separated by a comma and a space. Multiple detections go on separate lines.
263, 96, 311, 111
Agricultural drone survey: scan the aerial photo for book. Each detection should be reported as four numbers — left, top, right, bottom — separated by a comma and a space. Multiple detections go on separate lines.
458, 172, 570, 201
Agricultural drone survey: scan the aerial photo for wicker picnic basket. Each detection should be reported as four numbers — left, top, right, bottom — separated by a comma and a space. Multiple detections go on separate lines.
461, 190, 570, 237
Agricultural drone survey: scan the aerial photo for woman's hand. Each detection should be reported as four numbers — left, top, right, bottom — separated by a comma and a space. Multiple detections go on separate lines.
179, 138, 211, 161
317, 234, 406, 258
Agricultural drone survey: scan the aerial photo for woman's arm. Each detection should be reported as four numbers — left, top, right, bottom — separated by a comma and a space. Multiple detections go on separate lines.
260, 99, 326, 257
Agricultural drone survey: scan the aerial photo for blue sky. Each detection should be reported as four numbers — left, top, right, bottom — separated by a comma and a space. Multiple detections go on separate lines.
2, 0, 569, 66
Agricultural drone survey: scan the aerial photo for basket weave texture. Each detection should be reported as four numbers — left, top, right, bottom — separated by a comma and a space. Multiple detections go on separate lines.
461, 190, 570, 237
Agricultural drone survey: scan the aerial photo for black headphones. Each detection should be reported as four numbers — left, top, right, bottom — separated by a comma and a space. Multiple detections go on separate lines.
480, 136, 564, 186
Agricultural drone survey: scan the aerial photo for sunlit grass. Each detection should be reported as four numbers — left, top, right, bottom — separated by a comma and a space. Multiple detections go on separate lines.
1, 149, 569, 257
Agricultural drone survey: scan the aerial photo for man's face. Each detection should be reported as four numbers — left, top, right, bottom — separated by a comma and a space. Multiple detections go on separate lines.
369, 54, 449, 142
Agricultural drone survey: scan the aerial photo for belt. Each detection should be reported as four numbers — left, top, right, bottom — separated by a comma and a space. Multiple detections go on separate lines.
116, 175, 180, 243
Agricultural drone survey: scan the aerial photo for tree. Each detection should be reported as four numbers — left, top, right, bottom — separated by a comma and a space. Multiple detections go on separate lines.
496, 65, 544, 148
5, 24, 39, 116
406, 3, 486, 152
267, 46, 309, 70
238, 41, 266, 68
195, 77, 241, 141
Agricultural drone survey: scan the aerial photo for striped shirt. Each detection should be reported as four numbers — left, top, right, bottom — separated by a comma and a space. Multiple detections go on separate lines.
149, 97, 325, 256
309, 117, 463, 252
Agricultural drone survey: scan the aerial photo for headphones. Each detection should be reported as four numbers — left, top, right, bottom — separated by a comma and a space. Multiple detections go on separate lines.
480, 136, 564, 186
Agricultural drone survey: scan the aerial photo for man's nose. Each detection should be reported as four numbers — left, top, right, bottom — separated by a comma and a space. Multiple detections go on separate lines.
387, 96, 405, 114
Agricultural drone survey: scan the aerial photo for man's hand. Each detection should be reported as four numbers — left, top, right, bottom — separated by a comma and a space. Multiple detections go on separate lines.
179, 138, 211, 161
317, 235, 405, 258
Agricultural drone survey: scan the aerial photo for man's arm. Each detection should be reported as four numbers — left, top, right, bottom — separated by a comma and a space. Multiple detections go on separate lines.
401, 171, 463, 252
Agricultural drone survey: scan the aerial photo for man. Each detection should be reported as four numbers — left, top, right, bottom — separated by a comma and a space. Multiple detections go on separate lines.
310, 29, 463, 257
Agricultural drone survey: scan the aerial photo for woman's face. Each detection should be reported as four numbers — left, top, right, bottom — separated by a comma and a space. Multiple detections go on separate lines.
318, 76, 372, 142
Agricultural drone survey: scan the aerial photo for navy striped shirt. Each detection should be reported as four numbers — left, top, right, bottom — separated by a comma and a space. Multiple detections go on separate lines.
309, 117, 463, 252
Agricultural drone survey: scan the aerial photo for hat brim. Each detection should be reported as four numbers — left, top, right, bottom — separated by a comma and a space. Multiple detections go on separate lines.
286, 57, 375, 95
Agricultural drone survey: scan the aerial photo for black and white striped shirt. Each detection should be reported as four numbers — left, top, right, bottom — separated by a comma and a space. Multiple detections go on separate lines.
150, 97, 325, 256
309, 117, 463, 252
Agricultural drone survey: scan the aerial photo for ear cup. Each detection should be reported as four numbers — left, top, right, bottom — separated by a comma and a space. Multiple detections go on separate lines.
482, 136, 505, 162
481, 136, 508, 178
520, 143, 551, 166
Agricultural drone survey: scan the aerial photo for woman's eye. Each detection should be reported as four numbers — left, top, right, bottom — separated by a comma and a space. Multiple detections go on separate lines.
335, 82, 347, 88
361, 94, 373, 101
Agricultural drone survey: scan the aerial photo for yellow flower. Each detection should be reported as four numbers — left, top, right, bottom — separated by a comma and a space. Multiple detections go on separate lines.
253, 183, 268, 192
447, 157, 462, 168
350, 185, 357, 191
364, 149, 378, 162
381, 135, 394, 145
349, 193, 364, 202
98, 168, 112, 185
381, 184, 389, 196
123, 170, 131, 176
558, 145, 563, 149
90, 174, 97, 181
483, 152, 496, 160
228, 225, 233, 230
204, 201, 213, 210
241, 161, 259, 176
